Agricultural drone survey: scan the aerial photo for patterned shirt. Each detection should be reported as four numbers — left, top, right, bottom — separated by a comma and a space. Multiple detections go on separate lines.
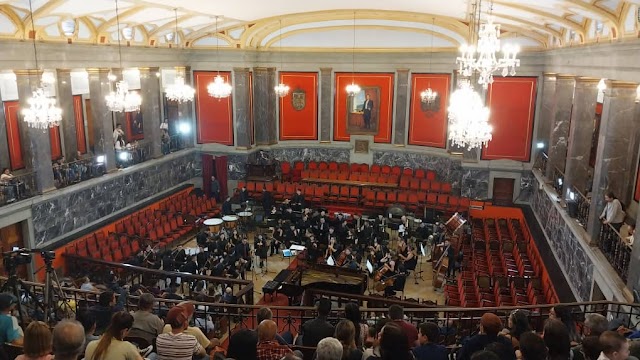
156, 332, 204, 360
256, 340, 292, 360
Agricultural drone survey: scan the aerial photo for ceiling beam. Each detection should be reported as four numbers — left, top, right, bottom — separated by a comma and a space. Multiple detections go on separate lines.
492, 1, 586, 38
148, 14, 196, 38
492, 12, 563, 38
564, 0, 620, 34
23, 0, 65, 32
96, 6, 147, 34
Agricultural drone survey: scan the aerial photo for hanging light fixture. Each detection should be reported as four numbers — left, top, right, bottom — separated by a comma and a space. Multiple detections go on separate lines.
207, 16, 232, 99
21, 0, 62, 130
165, 8, 195, 103
597, 78, 607, 91
105, 0, 141, 113
346, 11, 360, 96
274, 19, 290, 97
448, 80, 492, 149
421, 18, 438, 105
456, 0, 520, 89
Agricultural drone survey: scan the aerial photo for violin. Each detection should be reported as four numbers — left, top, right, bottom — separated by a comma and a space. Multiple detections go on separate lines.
374, 272, 404, 292
374, 266, 389, 282
336, 248, 351, 267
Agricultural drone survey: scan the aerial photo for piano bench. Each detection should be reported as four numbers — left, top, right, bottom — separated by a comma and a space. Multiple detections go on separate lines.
263, 280, 281, 301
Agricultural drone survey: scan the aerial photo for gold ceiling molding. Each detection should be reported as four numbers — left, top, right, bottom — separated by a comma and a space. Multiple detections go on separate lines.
148, 14, 196, 38
188, 32, 236, 48
492, 1, 587, 39
95, 6, 146, 34
0, 5, 23, 37
182, 18, 241, 45
564, 0, 620, 35
492, 12, 563, 39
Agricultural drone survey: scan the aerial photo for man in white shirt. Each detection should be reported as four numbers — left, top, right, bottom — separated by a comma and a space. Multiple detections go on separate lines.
599, 191, 625, 233
597, 331, 629, 360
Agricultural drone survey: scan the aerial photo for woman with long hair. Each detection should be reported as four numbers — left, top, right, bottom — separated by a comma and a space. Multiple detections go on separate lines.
335, 320, 364, 360
549, 305, 581, 345
344, 302, 368, 348
543, 319, 572, 360
371, 322, 413, 360
16, 321, 53, 360
503, 309, 532, 349
85, 311, 143, 360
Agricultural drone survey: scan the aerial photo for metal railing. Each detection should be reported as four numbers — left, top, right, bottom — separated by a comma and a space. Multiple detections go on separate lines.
167, 135, 186, 154
534, 152, 548, 174
116, 140, 153, 168
52, 156, 107, 189
0, 171, 37, 206
572, 187, 591, 230
551, 166, 565, 195
598, 223, 631, 282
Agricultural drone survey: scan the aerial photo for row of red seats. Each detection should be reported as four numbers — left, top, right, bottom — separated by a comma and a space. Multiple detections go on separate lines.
281, 161, 438, 182
159, 193, 220, 218
300, 170, 399, 185
66, 232, 141, 263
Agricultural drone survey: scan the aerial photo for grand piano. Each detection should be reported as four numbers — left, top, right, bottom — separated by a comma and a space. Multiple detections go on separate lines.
263, 263, 368, 305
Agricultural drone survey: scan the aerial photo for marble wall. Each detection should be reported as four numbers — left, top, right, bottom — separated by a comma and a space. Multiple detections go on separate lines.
461, 169, 490, 200
31, 150, 201, 247
531, 176, 594, 301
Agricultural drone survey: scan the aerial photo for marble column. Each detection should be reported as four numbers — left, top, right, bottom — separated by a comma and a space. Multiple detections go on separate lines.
319, 68, 333, 142
139, 67, 162, 158
56, 69, 77, 158
87, 68, 116, 172
545, 75, 575, 179
233, 67, 252, 149
586, 81, 639, 243
177, 67, 195, 148
393, 69, 409, 146
15, 70, 56, 193
110, 69, 127, 140
253, 67, 277, 145
562, 77, 598, 198
629, 178, 640, 289
537, 73, 557, 150
0, 97, 11, 169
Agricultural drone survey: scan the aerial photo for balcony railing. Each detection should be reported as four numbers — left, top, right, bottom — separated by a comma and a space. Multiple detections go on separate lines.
53, 156, 107, 189
571, 187, 591, 230
167, 135, 186, 154
551, 166, 565, 195
534, 152, 548, 174
0, 171, 38, 206
116, 140, 153, 168
598, 223, 631, 282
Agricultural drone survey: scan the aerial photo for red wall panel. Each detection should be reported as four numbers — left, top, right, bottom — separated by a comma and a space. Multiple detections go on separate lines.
408, 74, 450, 148
49, 126, 62, 160
634, 159, 640, 202
194, 71, 234, 145
279, 72, 318, 141
73, 95, 87, 154
4, 101, 24, 170
126, 111, 144, 141
334, 73, 394, 143
481, 77, 537, 162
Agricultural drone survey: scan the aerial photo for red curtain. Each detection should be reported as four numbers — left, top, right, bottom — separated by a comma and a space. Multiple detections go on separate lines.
202, 154, 213, 197
214, 156, 229, 199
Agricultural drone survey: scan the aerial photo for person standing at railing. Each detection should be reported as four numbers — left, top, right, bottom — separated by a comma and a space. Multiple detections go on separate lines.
1, 168, 17, 202
626, 224, 635, 247
161, 129, 170, 155
599, 191, 626, 233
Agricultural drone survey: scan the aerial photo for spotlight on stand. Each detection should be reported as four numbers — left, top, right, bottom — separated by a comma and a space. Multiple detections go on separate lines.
178, 122, 191, 135
96, 155, 105, 164
118, 152, 129, 161
536, 142, 545, 149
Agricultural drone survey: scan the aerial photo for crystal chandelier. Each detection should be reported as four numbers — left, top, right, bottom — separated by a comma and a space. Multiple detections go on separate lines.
164, 10, 195, 103
106, 80, 142, 112
346, 12, 360, 96
456, 0, 520, 89
346, 83, 361, 97
208, 16, 232, 99
448, 81, 492, 149
105, 0, 142, 112
21, 0, 62, 130
23, 87, 62, 130
422, 17, 438, 104
274, 20, 290, 97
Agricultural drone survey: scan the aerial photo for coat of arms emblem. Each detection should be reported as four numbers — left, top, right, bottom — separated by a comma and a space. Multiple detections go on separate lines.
292, 89, 306, 111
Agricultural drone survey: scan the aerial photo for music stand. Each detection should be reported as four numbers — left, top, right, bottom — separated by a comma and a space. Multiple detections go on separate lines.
414, 244, 426, 284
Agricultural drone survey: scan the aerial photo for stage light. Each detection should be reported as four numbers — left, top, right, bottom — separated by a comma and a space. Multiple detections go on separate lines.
557, 178, 563, 186
536, 142, 544, 149
178, 122, 191, 134
569, 190, 575, 201
96, 155, 105, 163
118, 152, 129, 161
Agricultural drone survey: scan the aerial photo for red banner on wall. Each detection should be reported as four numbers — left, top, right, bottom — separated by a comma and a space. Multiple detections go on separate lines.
408, 74, 450, 148
49, 126, 62, 161
334, 73, 394, 143
482, 77, 537, 162
194, 71, 234, 145
4, 101, 24, 170
73, 95, 87, 154
279, 72, 318, 141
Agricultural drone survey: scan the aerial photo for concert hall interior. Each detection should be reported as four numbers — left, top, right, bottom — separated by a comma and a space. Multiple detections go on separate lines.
1, 0, 640, 359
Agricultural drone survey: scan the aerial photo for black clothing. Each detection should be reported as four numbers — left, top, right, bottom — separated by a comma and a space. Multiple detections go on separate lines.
301, 317, 335, 347
457, 334, 515, 360
222, 200, 233, 215
240, 189, 250, 202
262, 191, 273, 211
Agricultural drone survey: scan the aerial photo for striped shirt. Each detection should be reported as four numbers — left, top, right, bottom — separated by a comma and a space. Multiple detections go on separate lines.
156, 332, 203, 360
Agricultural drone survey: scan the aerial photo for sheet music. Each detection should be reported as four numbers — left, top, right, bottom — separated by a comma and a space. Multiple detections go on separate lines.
420, 243, 426, 257
366, 260, 374, 274
327, 256, 335, 266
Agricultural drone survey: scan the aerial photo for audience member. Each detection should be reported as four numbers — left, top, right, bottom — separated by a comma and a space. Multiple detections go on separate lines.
472, 350, 501, 360
575, 314, 609, 360
317, 337, 344, 360
90, 289, 127, 335
80, 277, 98, 292
256, 307, 288, 345
362, 318, 390, 360
300, 298, 335, 347
413, 322, 447, 360
0, 293, 22, 346
543, 319, 578, 360
52, 320, 85, 360
16, 321, 53, 360
77, 311, 99, 354
85, 311, 143, 360
128, 293, 164, 346
550, 305, 581, 345
156, 305, 206, 360
517, 332, 547, 360
227, 329, 258, 360
256, 320, 292, 360
345, 302, 368, 348
335, 320, 363, 360
502, 309, 532, 350
599, 331, 630, 360
368, 322, 413, 360
458, 313, 514, 360
161, 302, 212, 351
388, 304, 418, 348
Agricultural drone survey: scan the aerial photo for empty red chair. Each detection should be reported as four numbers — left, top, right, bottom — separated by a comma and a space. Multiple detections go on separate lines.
328, 185, 340, 202
301, 170, 310, 179
319, 171, 329, 179
437, 194, 448, 207
313, 186, 324, 203
442, 183, 452, 194
280, 163, 291, 180
275, 182, 286, 200
349, 173, 358, 181
415, 169, 426, 179
378, 175, 388, 184
459, 197, 470, 210
374, 192, 386, 207
285, 183, 296, 197
349, 187, 360, 203
350, 163, 360, 173
358, 173, 368, 182
310, 170, 320, 179
265, 182, 274, 192
402, 168, 413, 177
427, 193, 437, 205
399, 177, 410, 189
431, 182, 442, 193
338, 162, 349, 172
304, 186, 315, 199
246, 181, 256, 194
115, 222, 125, 234
381, 165, 391, 175
448, 196, 460, 209
418, 192, 427, 203
328, 162, 338, 171
370, 164, 381, 174
398, 191, 409, 204
391, 166, 402, 177
363, 190, 375, 207
338, 172, 348, 180
360, 164, 369, 173
408, 192, 419, 211
420, 179, 430, 192
426, 170, 436, 181
409, 178, 420, 191
386, 176, 397, 184
386, 191, 397, 205
294, 161, 305, 171
339, 186, 350, 202
308, 161, 318, 170
318, 162, 329, 170
328, 172, 338, 180
368, 173, 379, 183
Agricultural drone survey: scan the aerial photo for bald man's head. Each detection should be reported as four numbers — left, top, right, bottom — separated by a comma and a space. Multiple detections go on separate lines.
52, 320, 85, 360
257, 319, 277, 342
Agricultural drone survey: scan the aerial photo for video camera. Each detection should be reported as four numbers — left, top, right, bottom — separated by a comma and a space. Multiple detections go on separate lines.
2, 248, 56, 274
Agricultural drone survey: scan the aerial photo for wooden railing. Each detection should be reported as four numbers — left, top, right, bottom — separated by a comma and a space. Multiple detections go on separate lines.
598, 223, 631, 282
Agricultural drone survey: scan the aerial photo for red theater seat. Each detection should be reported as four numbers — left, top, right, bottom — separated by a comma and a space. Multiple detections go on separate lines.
328, 185, 340, 202
391, 166, 402, 177
381, 165, 391, 175
338, 172, 348, 180
374, 192, 386, 207
409, 179, 420, 191
328, 162, 338, 171
349, 187, 360, 203
426, 170, 436, 181
398, 191, 409, 204
402, 168, 413, 177
318, 162, 329, 170
350, 163, 360, 173
415, 169, 425, 179
308, 161, 318, 170
371, 164, 381, 174
431, 182, 442, 193
420, 179, 430, 192
359, 164, 369, 173
338, 162, 349, 172
442, 183, 452, 194
399, 177, 410, 189
386, 191, 397, 205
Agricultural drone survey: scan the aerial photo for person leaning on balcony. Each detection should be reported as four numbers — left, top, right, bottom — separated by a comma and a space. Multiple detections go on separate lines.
599, 191, 625, 233
626, 224, 635, 247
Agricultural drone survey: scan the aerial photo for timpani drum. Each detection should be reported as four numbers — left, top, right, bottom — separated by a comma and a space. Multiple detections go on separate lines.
203, 218, 223, 233
222, 215, 239, 229
237, 211, 253, 218
445, 212, 466, 234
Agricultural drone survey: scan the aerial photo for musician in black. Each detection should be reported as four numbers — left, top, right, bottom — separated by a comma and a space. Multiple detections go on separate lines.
222, 196, 233, 215
255, 235, 268, 268
196, 246, 208, 272
291, 189, 305, 209
297, 214, 311, 232
285, 223, 300, 247
196, 228, 210, 247
271, 225, 284, 255
173, 245, 188, 269
416, 222, 431, 241
180, 255, 198, 274
316, 217, 329, 240
239, 186, 251, 203
161, 250, 175, 272
262, 186, 274, 211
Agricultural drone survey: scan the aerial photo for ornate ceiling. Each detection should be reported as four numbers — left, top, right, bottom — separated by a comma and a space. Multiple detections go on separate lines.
0, 0, 637, 51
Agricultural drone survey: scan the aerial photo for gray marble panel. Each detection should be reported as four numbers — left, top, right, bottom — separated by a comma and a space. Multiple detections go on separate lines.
140, 68, 162, 158
519, 171, 535, 202
461, 169, 489, 200
270, 147, 350, 164
227, 153, 250, 180
56, 70, 78, 158
319, 68, 332, 142
88, 69, 117, 172
234, 68, 251, 148
31, 150, 199, 246
531, 176, 594, 301
546, 77, 575, 177
537, 75, 556, 148
394, 70, 409, 145
253, 68, 277, 145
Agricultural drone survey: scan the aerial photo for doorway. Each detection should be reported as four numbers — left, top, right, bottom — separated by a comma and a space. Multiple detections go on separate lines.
493, 178, 515, 206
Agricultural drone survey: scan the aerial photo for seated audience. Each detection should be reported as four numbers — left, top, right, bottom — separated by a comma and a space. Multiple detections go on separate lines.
80, 277, 98, 292
543, 319, 579, 360
575, 314, 609, 360
77, 311, 99, 354
0, 293, 22, 345
345, 302, 368, 348
457, 313, 515, 360
598, 331, 630, 360
472, 350, 501, 360
156, 305, 206, 360
501, 309, 532, 350
362, 318, 391, 360
256, 319, 293, 360
550, 305, 581, 345
388, 305, 418, 348
227, 329, 259, 360
517, 332, 547, 360
162, 302, 212, 351
16, 321, 53, 360
90, 289, 127, 335
85, 311, 143, 360
413, 322, 447, 360
128, 293, 164, 346
367, 322, 413, 360
256, 307, 288, 345
300, 298, 335, 347
52, 320, 86, 360
335, 320, 363, 360
317, 337, 344, 360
